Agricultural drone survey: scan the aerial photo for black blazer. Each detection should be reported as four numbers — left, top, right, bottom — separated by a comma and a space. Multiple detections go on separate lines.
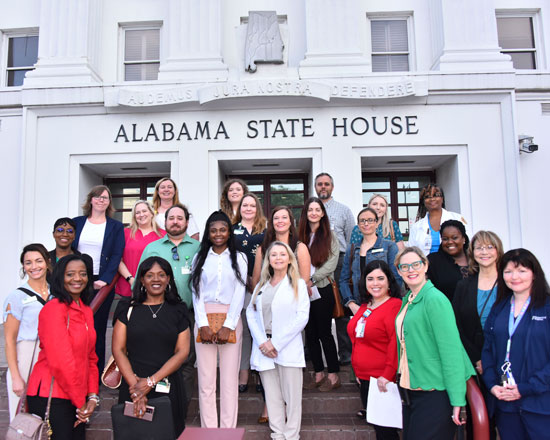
427, 250, 466, 302
453, 274, 488, 366
73, 216, 125, 284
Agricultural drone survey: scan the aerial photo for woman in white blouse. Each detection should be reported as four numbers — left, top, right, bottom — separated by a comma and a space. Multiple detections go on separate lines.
247, 241, 310, 440
191, 211, 247, 428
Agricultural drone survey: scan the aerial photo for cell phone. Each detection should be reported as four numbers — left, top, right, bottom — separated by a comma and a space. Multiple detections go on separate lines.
123, 401, 155, 422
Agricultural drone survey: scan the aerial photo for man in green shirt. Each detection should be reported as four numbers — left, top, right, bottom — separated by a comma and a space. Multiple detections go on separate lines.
139, 203, 200, 418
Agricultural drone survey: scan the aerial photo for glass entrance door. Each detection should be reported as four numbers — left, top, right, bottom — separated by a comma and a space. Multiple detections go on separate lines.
227, 174, 309, 221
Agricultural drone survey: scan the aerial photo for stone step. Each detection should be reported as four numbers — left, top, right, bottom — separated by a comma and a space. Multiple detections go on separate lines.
0, 365, 376, 440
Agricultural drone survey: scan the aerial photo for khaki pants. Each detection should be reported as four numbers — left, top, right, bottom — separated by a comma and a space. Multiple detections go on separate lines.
260, 364, 303, 440
7, 339, 40, 421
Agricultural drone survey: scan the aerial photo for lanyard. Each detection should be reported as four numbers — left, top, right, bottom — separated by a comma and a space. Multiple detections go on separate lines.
505, 296, 530, 362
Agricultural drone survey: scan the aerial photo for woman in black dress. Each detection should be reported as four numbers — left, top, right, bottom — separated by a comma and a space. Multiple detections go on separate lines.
427, 220, 470, 302
112, 256, 190, 436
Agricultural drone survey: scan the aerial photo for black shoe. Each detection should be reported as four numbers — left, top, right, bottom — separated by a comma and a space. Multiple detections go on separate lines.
339, 360, 351, 366
238, 384, 248, 393
256, 383, 264, 393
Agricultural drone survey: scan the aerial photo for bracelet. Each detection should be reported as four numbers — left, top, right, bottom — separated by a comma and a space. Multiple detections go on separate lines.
87, 394, 100, 405
146, 376, 157, 388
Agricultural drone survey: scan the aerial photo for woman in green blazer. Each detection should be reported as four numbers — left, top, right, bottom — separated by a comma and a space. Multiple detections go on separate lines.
394, 246, 475, 440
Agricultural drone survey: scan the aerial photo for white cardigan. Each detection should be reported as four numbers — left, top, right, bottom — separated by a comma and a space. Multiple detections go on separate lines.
408, 208, 469, 255
246, 276, 310, 371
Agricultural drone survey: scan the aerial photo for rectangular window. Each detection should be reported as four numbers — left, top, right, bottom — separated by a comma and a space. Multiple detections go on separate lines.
496, 16, 536, 69
123, 28, 160, 81
371, 20, 409, 72
6, 35, 39, 86
104, 177, 160, 225
362, 172, 435, 239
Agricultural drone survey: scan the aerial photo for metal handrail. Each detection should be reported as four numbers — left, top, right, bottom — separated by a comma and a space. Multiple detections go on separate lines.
466, 377, 490, 440
90, 273, 120, 314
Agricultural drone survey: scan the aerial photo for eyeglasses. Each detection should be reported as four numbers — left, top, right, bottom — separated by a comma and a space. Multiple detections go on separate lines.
424, 193, 443, 200
171, 246, 180, 261
358, 218, 377, 225
474, 245, 495, 252
93, 196, 109, 201
398, 261, 424, 272
55, 227, 74, 234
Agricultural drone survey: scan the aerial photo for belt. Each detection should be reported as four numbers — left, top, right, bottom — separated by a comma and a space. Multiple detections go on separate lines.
266, 333, 272, 338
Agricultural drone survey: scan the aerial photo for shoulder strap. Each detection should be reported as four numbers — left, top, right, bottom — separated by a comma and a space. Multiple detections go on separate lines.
479, 280, 498, 318
17, 287, 47, 306
390, 221, 395, 242
349, 243, 355, 268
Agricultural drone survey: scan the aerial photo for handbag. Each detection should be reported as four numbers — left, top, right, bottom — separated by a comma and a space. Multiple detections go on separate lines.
329, 277, 345, 319
111, 396, 175, 440
6, 378, 54, 440
101, 306, 134, 389
196, 313, 237, 344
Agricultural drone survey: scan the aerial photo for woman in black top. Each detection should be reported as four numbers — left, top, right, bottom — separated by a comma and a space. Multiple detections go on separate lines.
112, 256, 190, 436
427, 220, 469, 302
232, 193, 267, 394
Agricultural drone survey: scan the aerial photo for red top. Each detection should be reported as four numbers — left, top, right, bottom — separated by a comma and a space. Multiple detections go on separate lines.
347, 298, 401, 381
27, 298, 98, 408
116, 228, 165, 297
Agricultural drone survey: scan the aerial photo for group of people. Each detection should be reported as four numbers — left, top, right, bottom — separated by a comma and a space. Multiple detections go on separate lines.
3, 174, 550, 440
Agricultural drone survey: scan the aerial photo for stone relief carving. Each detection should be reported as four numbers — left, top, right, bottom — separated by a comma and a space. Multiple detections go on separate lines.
245, 11, 284, 73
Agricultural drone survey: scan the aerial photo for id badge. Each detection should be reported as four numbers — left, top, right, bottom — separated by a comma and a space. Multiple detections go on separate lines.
22, 296, 38, 304
181, 266, 191, 275
155, 378, 171, 393
355, 320, 366, 338
234, 229, 244, 235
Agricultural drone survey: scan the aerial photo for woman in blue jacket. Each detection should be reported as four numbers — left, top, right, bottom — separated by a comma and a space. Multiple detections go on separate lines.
339, 207, 402, 315
482, 248, 550, 440
73, 185, 125, 373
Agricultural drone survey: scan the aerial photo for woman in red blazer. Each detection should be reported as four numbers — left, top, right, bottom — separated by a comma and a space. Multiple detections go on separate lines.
27, 255, 99, 439
347, 260, 402, 440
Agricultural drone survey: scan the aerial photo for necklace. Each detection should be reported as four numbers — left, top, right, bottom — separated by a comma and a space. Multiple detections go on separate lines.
146, 302, 165, 319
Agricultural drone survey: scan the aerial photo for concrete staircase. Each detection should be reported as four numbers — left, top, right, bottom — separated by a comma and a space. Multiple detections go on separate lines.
0, 365, 376, 439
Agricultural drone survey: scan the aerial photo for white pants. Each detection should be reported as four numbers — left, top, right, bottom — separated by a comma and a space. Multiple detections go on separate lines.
7, 339, 40, 421
260, 364, 303, 440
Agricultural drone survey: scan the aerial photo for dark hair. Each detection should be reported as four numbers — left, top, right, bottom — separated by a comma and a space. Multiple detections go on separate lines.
298, 197, 332, 267
20, 243, 52, 277
314, 172, 334, 185
165, 203, 190, 221
191, 211, 246, 296
52, 217, 76, 232
261, 206, 299, 254
132, 257, 181, 305
439, 220, 470, 254
416, 183, 445, 221
49, 254, 94, 305
357, 207, 378, 224
82, 185, 115, 217
358, 260, 402, 305
495, 248, 550, 310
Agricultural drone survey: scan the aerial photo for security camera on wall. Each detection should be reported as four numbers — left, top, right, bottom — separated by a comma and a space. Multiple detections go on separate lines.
518, 135, 538, 154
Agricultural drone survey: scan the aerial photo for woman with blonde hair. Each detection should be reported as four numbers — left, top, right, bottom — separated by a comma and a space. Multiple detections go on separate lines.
220, 178, 249, 224
116, 200, 166, 297
152, 177, 200, 239
247, 241, 310, 440
349, 194, 405, 250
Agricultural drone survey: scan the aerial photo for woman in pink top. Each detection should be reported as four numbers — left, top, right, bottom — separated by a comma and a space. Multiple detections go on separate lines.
116, 200, 165, 297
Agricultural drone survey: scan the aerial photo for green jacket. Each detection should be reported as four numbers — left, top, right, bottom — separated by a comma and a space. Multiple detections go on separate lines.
396, 280, 475, 406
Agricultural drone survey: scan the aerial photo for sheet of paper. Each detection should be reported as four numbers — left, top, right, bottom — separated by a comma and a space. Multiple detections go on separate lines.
366, 377, 403, 429
309, 285, 321, 301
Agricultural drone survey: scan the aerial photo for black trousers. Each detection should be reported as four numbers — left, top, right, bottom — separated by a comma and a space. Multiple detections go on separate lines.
180, 309, 196, 418
402, 390, 455, 440
305, 284, 340, 373
334, 252, 352, 362
92, 286, 115, 374
27, 395, 85, 440
359, 379, 400, 440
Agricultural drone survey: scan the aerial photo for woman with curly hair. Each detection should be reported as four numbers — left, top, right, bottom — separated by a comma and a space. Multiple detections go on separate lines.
219, 178, 249, 224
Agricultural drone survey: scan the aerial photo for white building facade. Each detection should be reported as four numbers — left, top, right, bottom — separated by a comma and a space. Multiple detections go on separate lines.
1, 0, 549, 303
